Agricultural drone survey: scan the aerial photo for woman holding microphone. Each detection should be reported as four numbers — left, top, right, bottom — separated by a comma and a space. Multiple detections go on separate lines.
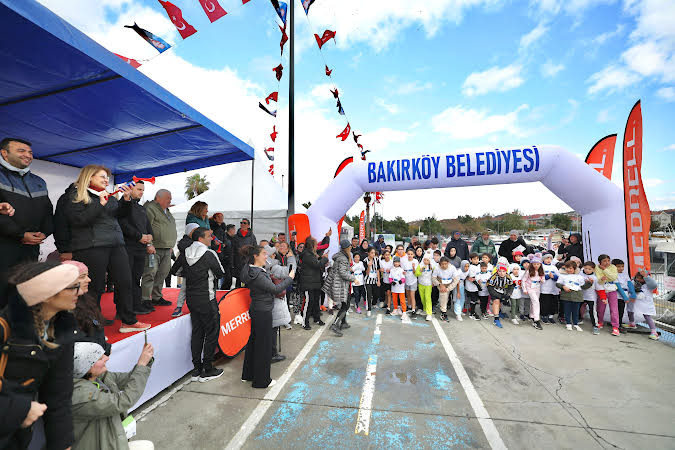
239, 245, 295, 388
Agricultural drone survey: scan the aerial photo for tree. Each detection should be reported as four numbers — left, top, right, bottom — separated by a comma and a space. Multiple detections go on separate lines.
457, 214, 474, 224
184, 174, 210, 200
551, 213, 572, 231
422, 215, 443, 237
500, 210, 526, 232
383, 216, 409, 240
343, 214, 360, 229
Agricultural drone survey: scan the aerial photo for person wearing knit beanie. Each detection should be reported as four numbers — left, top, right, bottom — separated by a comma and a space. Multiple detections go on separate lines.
73, 342, 106, 379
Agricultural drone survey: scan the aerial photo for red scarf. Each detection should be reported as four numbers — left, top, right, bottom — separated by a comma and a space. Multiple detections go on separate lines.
88, 184, 106, 192
240, 229, 249, 237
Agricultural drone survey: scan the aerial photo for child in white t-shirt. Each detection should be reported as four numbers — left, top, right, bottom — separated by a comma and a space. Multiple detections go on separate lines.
465, 253, 482, 320
401, 248, 419, 315
475, 262, 492, 318
433, 257, 459, 322
389, 256, 407, 318
351, 253, 365, 314
509, 264, 523, 325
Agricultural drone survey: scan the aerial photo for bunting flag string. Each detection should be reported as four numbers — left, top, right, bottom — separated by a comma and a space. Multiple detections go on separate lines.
158, 0, 197, 39
114, 53, 142, 68
264, 147, 274, 160
265, 91, 278, 104
124, 23, 171, 53
279, 24, 288, 55
268, 164, 274, 175
302, 0, 317, 14
273, 63, 284, 81
198, 0, 228, 23
270, 125, 278, 142
270, 0, 288, 25
302, 10, 373, 161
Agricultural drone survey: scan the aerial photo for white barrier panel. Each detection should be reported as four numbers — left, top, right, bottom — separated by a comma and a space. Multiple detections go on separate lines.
306, 145, 627, 262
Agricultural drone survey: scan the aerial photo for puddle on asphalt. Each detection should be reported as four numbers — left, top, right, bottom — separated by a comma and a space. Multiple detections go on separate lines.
391, 372, 418, 385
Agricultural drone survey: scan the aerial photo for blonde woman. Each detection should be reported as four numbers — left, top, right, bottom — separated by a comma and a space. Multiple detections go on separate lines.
186, 201, 210, 229
60, 165, 149, 333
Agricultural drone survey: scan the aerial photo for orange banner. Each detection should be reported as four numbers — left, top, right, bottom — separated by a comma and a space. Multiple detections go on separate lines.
359, 210, 365, 242
622, 100, 651, 276
586, 134, 617, 180
218, 288, 252, 357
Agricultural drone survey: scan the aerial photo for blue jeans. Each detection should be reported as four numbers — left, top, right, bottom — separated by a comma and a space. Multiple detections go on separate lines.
454, 283, 465, 315
563, 300, 580, 325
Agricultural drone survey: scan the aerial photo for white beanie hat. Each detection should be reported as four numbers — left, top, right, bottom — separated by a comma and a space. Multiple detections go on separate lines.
73, 342, 105, 378
185, 223, 200, 236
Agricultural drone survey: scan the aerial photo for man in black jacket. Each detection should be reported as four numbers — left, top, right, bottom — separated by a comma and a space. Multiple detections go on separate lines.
171, 227, 225, 382
498, 230, 529, 263
0, 138, 54, 305
222, 224, 236, 289
232, 218, 257, 287
444, 231, 469, 262
117, 181, 154, 315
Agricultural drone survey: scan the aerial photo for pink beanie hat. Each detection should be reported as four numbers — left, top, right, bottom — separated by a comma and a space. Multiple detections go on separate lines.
17, 265, 80, 306
63, 260, 88, 275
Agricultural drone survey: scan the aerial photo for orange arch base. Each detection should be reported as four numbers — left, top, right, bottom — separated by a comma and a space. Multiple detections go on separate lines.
288, 213, 311, 247
218, 288, 252, 357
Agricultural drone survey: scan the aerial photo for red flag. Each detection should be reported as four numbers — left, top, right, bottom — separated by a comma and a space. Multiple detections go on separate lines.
273, 64, 283, 81
279, 24, 288, 55
265, 92, 278, 104
270, 126, 278, 142
314, 30, 336, 49
336, 123, 350, 141
359, 211, 365, 242
375, 192, 383, 203
159, 1, 197, 39
360, 149, 370, 160
585, 134, 617, 180
242, 0, 251, 3
330, 88, 339, 98
622, 100, 650, 276
198, 0, 227, 23
268, 164, 274, 175
113, 53, 142, 68
325, 65, 332, 76
264, 147, 274, 161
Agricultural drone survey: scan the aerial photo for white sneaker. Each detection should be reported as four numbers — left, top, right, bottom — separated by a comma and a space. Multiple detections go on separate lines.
367, 310, 372, 317
379, 302, 384, 308
416, 309, 424, 315
574, 325, 583, 332
294, 314, 304, 325
456, 314, 463, 321
511, 318, 519, 325
426, 314, 432, 321
268, 379, 277, 388
401, 312, 408, 321
391, 309, 400, 316
284, 324, 292, 330
566, 324, 573, 331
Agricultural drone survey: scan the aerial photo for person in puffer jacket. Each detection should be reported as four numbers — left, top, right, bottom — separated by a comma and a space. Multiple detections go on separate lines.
239, 245, 294, 388
170, 227, 225, 382
170, 223, 200, 318
324, 240, 356, 336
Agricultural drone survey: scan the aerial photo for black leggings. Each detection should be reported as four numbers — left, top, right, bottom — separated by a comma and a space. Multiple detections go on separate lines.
479, 295, 489, 315
365, 285, 377, 311
585, 300, 597, 327
74, 246, 136, 324
302, 289, 321, 326
617, 299, 626, 325
540, 293, 559, 317
466, 291, 479, 316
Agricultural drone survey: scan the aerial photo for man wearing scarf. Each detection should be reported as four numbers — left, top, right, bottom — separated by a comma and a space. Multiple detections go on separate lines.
0, 138, 53, 306
232, 218, 257, 287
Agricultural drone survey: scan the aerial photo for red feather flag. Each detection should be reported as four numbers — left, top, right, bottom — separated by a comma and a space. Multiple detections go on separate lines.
270, 126, 278, 142
375, 192, 383, 203
265, 92, 278, 104
273, 64, 283, 81
325, 65, 332, 76
268, 164, 274, 175
114, 53, 142, 68
279, 24, 288, 55
336, 123, 350, 141
242, 0, 251, 3
314, 30, 336, 49
198, 0, 227, 23
158, 1, 197, 39
330, 88, 339, 98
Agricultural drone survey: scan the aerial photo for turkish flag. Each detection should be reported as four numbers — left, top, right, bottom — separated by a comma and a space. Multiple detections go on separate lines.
242, 0, 251, 3
159, 1, 197, 39
265, 92, 278, 104
273, 64, 283, 81
330, 88, 339, 98
280, 24, 288, 55
113, 53, 142, 68
269, 164, 274, 175
198, 0, 227, 23
314, 30, 336, 49
270, 126, 278, 142
325, 65, 332, 76
336, 123, 350, 141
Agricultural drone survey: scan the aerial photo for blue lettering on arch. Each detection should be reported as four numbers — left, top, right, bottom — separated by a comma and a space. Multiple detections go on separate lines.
377, 162, 386, 182
446, 155, 456, 177
522, 148, 534, 172
368, 162, 376, 183
387, 160, 397, 182
466, 153, 476, 176
486, 151, 496, 174
500, 150, 511, 173
401, 158, 411, 180
533, 145, 540, 171
476, 152, 485, 175
457, 154, 466, 177
512, 149, 522, 173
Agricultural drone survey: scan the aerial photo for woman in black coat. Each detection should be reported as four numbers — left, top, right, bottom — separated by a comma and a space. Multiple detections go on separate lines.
240, 245, 294, 388
0, 261, 81, 450
297, 237, 329, 330
59, 165, 148, 333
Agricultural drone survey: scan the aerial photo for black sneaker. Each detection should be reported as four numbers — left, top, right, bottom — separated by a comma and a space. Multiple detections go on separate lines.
469, 313, 481, 321
190, 366, 202, 381
385, 309, 391, 315
519, 314, 527, 321
315, 320, 326, 326
271, 354, 286, 364
541, 317, 549, 324
303, 324, 312, 330
441, 313, 448, 322
171, 307, 183, 318
534, 321, 544, 330
133, 308, 152, 315
152, 298, 172, 306
330, 324, 343, 336
340, 321, 351, 329
199, 366, 224, 382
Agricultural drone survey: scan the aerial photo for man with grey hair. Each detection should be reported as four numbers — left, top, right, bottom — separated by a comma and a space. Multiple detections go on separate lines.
141, 189, 177, 309
498, 229, 529, 263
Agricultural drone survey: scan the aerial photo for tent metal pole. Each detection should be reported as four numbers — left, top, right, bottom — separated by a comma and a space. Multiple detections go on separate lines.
250, 156, 255, 229
287, 0, 295, 217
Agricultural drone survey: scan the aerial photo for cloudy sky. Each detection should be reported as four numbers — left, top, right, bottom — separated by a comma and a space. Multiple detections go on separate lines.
37, 0, 675, 219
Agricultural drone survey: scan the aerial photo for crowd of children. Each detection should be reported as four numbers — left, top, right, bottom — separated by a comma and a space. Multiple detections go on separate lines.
338, 237, 660, 340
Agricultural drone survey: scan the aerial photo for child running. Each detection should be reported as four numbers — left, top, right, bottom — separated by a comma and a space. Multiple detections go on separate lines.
581, 262, 604, 335
614, 259, 636, 329
465, 253, 482, 320
509, 264, 523, 325
627, 269, 659, 340
456, 260, 470, 321
432, 256, 459, 322
389, 256, 407, 319
486, 261, 514, 328
379, 250, 393, 313
556, 261, 593, 331
351, 253, 366, 314
595, 254, 621, 336
476, 262, 492, 318
540, 253, 560, 324
522, 253, 544, 330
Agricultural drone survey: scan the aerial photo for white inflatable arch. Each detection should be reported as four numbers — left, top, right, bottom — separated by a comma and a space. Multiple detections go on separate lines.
305, 145, 627, 262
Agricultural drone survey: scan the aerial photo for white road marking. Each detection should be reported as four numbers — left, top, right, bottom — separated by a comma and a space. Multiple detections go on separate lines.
355, 313, 382, 435
224, 324, 327, 450
431, 318, 507, 450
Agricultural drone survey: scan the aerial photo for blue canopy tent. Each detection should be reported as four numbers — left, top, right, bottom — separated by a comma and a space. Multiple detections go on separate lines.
0, 0, 254, 182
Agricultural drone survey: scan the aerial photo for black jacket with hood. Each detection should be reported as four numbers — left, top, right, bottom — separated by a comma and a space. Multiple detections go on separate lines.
297, 248, 328, 291
61, 189, 131, 252
561, 233, 583, 262
118, 198, 153, 251
0, 290, 79, 450
53, 184, 76, 253
444, 235, 469, 262
171, 241, 224, 313
498, 236, 530, 263
232, 228, 257, 274
239, 265, 292, 312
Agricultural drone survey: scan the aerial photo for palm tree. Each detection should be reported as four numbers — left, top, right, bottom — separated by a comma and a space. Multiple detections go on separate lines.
184, 174, 210, 200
